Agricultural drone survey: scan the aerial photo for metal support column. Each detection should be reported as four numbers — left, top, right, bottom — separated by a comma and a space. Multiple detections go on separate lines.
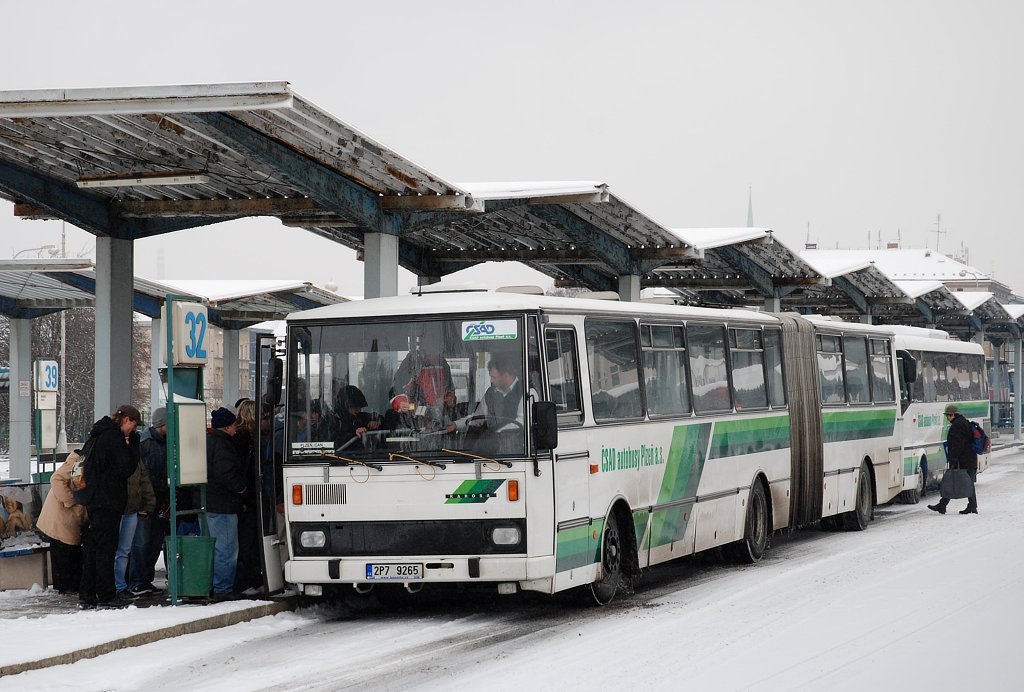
222, 328, 241, 408
8, 318, 32, 482
94, 236, 135, 418
363, 232, 399, 299
859, 310, 873, 325
150, 317, 164, 409
1016, 338, 1022, 441
618, 274, 641, 302
763, 297, 781, 313
418, 274, 442, 287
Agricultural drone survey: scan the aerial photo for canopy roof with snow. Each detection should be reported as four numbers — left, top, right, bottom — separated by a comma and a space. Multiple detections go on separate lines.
0, 82, 1022, 339
0, 261, 344, 327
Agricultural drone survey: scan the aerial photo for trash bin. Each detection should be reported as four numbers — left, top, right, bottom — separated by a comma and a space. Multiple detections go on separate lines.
167, 535, 215, 597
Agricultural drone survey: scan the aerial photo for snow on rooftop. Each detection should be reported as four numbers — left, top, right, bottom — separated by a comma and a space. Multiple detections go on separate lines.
892, 280, 947, 299
156, 279, 339, 302
456, 181, 606, 200
669, 227, 770, 249
802, 248, 987, 282
798, 251, 873, 278
951, 290, 996, 312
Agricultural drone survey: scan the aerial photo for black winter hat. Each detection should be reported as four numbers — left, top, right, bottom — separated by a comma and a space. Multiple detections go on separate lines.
211, 407, 237, 429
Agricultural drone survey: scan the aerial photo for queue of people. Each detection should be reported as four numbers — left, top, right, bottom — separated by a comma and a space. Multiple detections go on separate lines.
34, 399, 278, 610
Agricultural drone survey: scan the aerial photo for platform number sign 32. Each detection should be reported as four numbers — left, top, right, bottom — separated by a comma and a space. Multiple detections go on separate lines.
170, 302, 210, 365
184, 309, 208, 359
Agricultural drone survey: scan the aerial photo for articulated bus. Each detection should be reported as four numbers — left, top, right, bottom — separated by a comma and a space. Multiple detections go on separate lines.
891, 326, 990, 503
277, 288, 918, 604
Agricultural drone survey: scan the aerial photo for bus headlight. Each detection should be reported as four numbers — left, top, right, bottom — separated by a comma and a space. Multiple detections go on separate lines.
491, 527, 521, 546
299, 530, 327, 549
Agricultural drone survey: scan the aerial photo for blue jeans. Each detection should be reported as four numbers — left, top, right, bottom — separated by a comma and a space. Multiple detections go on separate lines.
114, 513, 149, 592
205, 513, 239, 594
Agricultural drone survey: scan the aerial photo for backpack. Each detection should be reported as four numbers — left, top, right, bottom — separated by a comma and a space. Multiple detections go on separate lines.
969, 421, 990, 455
70, 438, 97, 505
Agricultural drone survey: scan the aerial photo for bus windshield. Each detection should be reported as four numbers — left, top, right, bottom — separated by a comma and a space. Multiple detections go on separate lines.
285, 315, 530, 461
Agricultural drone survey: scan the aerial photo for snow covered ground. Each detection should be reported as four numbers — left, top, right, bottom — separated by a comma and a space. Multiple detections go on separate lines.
2, 447, 1023, 691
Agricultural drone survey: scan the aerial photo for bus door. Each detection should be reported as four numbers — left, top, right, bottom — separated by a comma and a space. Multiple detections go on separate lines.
544, 327, 591, 554
255, 333, 285, 594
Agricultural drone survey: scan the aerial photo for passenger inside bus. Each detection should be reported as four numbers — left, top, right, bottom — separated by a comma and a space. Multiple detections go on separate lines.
391, 352, 455, 407
334, 385, 381, 451
309, 399, 337, 442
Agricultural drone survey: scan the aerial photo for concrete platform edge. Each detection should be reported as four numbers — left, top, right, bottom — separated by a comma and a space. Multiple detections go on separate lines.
0, 599, 294, 677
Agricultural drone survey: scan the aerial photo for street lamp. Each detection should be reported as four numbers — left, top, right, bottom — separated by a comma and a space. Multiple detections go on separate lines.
12, 244, 57, 259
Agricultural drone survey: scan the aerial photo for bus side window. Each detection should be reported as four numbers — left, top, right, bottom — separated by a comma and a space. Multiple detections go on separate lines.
816, 333, 845, 405
585, 319, 643, 422
764, 328, 787, 408
544, 328, 583, 426
843, 336, 870, 404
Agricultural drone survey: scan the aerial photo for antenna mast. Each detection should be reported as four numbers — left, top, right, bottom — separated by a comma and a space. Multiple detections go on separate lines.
932, 213, 947, 252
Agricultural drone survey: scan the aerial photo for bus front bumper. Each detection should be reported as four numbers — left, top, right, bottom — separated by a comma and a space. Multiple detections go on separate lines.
285, 555, 555, 585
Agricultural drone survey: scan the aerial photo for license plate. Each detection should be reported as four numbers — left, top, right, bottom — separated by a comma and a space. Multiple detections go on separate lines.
365, 563, 424, 580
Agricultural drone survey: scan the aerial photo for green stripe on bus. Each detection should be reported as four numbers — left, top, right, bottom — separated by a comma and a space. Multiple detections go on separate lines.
633, 509, 650, 548
957, 401, 989, 417
649, 422, 711, 548
708, 415, 791, 459
556, 518, 605, 572
821, 409, 896, 443
657, 422, 712, 505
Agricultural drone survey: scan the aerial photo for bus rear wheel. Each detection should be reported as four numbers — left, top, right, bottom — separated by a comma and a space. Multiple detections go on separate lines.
843, 462, 873, 531
726, 481, 770, 563
588, 513, 623, 605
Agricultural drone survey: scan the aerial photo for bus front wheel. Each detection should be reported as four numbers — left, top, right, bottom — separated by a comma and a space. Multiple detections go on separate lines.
897, 460, 926, 505
844, 462, 873, 531
588, 513, 623, 605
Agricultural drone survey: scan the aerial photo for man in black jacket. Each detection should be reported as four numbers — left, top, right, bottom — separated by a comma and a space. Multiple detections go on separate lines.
929, 404, 979, 515
79, 404, 143, 610
206, 407, 247, 599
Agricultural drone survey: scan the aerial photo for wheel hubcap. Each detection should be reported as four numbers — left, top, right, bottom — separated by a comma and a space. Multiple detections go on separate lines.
605, 526, 620, 573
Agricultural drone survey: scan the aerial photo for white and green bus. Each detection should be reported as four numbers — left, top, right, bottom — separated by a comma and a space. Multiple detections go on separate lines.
277, 288, 916, 604
891, 326, 990, 504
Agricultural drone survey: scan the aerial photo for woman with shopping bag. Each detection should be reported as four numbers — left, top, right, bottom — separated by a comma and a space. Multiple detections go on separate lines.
929, 404, 979, 515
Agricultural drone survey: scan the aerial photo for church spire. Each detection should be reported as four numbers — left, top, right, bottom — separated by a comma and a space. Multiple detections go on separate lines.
746, 185, 754, 227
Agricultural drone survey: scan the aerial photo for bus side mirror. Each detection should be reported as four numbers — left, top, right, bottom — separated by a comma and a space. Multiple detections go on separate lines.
897, 350, 917, 384
532, 401, 558, 450
266, 357, 284, 407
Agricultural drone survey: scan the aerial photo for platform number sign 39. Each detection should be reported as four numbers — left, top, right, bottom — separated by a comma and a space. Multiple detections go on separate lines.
170, 302, 210, 366
34, 360, 59, 392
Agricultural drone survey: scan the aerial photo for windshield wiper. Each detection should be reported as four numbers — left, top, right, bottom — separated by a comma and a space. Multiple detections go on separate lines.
442, 449, 513, 468
326, 453, 384, 472
389, 452, 447, 470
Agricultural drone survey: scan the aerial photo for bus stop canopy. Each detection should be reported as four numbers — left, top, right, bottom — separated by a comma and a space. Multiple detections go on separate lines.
0, 82, 699, 289
0, 260, 344, 326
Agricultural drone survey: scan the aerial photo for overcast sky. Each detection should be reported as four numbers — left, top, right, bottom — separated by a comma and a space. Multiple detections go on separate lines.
1, 0, 1021, 298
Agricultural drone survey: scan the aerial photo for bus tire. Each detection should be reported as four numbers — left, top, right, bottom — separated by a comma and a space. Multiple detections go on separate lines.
726, 480, 770, 564
588, 513, 623, 606
843, 462, 873, 531
897, 460, 925, 504
819, 514, 843, 531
